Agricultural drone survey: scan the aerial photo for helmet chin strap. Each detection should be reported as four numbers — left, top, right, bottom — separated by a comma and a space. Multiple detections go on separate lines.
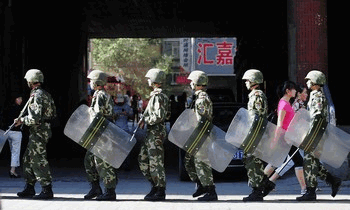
245, 81, 258, 90
190, 82, 196, 90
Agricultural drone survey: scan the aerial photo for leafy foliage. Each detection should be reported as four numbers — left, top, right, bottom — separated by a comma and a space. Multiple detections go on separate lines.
91, 38, 172, 98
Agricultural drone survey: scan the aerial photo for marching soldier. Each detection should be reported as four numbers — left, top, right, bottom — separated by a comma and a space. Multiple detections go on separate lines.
184, 70, 218, 201
138, 68, 170, 201
241, 69, 274, 201
84, 70, 117, 201
296, 70, 341, 201
16, 69, 56, 199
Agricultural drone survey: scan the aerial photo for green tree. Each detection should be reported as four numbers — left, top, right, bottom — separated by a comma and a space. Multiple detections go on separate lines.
91, 38, 172, 98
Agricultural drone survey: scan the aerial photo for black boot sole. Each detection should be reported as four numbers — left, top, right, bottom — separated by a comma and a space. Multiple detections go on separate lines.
243, 197, 263, 202
33, 195, 54, 200
17, 194, 35, 198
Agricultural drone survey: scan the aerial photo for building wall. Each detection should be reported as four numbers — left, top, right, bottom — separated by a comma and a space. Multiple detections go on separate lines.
289, 0, 328, 84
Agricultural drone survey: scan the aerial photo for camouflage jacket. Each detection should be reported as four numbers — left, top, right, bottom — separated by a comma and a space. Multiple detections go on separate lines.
90, 89, 114, 121
247, 89, 268, 118
144, 87, 170, 126
192, 90, 213, 122
22, 86, 56, 134
307, 89, 328, 120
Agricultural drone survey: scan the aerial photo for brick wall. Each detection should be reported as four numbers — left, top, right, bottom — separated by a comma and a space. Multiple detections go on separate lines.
294, 0, 327, 84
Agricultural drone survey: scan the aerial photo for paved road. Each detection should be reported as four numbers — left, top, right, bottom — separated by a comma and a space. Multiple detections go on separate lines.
1, 165, 350, 210
1, 123, 349, 209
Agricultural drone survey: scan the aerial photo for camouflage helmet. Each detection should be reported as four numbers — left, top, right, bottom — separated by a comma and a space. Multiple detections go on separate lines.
145, 68, 165, 84
87, 70, 108, 86
187, 70, 208, 86
242, 69, 263, 84
305, 70, 326, 85
24, 69, 44, 83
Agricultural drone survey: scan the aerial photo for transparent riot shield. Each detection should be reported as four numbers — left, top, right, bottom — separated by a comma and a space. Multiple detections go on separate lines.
225, 108, 291, 167
0, 129, 8, 153
64, 105, 135, 169
323, 84, 336, 126
285, 108, 350, 168
168, 109, 237, 172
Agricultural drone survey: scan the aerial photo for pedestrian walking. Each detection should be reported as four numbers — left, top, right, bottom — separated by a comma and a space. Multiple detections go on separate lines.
113, 94, 133, 170
132, 95, 139, 127
138, 68, 170, 201
2, 94, 24, 178
16, 69, 56, 199
263, 81, 306, 195
113, 94, 133, 133
264, 83, 308, 195
184, 70, 218, 201
84, 70, 117, 201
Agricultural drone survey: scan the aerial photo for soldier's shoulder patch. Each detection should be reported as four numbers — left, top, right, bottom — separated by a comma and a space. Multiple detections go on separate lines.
32, 88, 44, 98
314, 91, 324, 98
254, 90, 264, 96
197, 91, 209, 99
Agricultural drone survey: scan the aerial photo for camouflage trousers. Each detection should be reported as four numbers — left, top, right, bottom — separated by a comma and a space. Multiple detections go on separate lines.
243, 154, 265, 188
184, 153, 214, 186
138, 124, 166, 188
23, 131, 52, 187
84, 151, 117, 189
303, 153, 328, 188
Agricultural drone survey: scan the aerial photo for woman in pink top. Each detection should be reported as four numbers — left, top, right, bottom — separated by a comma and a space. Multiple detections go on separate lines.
277, 95, 295, 130
263, 81, 307, 196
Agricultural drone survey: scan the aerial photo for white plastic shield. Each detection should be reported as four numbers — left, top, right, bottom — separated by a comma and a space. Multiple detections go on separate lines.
168, 109, 237, 172
225, 108, 291, 167
285, 108, 350, 168
64, 105, 136, 169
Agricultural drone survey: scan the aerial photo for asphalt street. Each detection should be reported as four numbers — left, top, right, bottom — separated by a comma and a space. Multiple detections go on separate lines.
1, 123, 350, 209
1, 164, 350, 210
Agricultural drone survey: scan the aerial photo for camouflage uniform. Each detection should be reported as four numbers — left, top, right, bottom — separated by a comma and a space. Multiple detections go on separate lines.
21, 86, 56, 187
84, 89, 117, 189
138, 87, 169, 188
243, 89, 268, 188
303, 89, 328, 188
184, 89, 214, 187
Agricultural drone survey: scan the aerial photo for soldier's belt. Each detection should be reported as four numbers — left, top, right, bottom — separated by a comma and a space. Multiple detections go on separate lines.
79, 113, 109, 150
240, 115, 268, 154
183, 118, 214, 156
299, 115, 327, 153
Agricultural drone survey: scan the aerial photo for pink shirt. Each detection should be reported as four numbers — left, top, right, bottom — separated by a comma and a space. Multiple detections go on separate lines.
277, 99, 295, 130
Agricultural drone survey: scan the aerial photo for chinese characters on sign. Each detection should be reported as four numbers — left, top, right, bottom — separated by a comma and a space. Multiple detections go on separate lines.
216, 41, 234, 65
195, 38, 237, 75
197, 43, 215, 64
197, 41, 234, 65
180, 38, 192, 72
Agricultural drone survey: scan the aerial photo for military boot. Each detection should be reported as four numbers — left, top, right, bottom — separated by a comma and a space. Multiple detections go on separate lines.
144, 181, 157, 200
198, 186, 218, 201
33, 184, 54, 200
84, 181, 102, 200
243, 187, 264, 202
325, 172, 342, 197
192, 180, 206, 198
262, 176, 276, 197
17, 183, 35, 198
296, 187, 316, 201
144, 187, 166, 201
96, 188, 116, 201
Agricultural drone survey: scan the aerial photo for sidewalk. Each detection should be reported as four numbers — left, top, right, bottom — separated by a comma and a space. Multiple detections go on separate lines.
1, 166, 350, 210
